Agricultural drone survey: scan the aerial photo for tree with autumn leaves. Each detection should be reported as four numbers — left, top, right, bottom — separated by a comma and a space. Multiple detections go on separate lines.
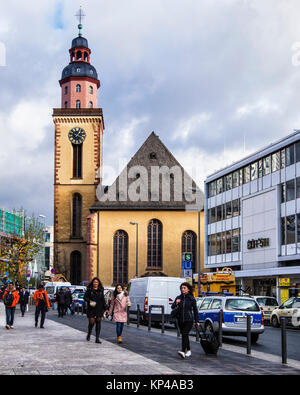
0, 214, 45, 286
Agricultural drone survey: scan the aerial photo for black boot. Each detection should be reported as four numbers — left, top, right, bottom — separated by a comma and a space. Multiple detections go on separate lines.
87, 323, 94, 341
95, 321, 101, 344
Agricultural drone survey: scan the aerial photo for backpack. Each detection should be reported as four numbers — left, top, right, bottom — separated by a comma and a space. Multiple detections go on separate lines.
4, 292, 14, 306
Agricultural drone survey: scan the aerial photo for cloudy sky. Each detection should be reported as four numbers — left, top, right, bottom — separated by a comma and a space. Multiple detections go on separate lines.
1, 0, 300, 225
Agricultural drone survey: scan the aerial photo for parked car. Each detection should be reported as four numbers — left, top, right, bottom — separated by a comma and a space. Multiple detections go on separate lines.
252, 296, 278, 323
128, 277, 186, 323
72, 292, 86, 313
270, 297, 300, 328
45, 282, 72, 303
198, 296, 264, 343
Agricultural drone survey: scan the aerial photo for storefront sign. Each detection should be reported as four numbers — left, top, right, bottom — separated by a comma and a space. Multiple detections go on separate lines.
279, 278, 290, 287
247, 238, 270, 250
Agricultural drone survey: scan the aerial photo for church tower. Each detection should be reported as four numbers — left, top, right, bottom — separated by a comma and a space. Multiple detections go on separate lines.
53, 13, 104, 283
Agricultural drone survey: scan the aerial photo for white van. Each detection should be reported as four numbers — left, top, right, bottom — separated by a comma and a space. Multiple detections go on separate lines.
128, 277, 186, 324
45, 282, 72, 302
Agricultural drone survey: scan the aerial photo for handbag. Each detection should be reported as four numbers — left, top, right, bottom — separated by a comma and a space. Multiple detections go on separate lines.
171, 304, 181, 319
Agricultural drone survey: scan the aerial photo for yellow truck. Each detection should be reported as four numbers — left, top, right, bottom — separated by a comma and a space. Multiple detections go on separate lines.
194, 267, 236, 296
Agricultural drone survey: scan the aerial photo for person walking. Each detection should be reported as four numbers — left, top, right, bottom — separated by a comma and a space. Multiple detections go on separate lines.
64, 287, 74, 315
171, 282, 200, 359
2, 282, 20, 329
108, 284, 131, 344
19, 287, 30, 317
84, 277, 108, 344
34, 284, 50, 328
56, 288, 67, 317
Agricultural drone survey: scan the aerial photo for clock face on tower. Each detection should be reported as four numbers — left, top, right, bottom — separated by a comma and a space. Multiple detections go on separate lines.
68, 127, 86, 145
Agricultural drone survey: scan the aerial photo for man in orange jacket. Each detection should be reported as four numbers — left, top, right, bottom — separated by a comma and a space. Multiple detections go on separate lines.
34, 284, 50, 329
2, 282, 20, 329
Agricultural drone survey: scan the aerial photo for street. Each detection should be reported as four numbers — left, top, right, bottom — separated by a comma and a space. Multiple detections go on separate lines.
46, 309, 300, 375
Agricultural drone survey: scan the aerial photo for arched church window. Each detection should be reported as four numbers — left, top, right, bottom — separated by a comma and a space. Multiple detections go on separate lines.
147, 219, 162, 269
72, 193, 82, 238
64, 101, 68, 109
76, 84, 81, 93
76, 100, 81, 109
73, 143, 82, 178
88, 101, 93, 109
113, 230, 129, 285
89, 86, 93, 94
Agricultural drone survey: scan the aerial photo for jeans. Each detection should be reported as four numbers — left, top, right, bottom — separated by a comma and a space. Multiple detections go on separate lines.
20, 303, 27, 316
5, 307, 16, 326
178, 321, 193, 352
35, 305, 47, 327
116, 322, 124, 337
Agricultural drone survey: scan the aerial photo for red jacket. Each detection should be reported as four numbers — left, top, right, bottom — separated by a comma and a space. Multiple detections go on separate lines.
2, 289, 19, 307
34, 290, 50, 309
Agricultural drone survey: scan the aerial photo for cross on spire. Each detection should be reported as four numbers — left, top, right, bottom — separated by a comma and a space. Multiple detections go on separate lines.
75, 7, 86, 36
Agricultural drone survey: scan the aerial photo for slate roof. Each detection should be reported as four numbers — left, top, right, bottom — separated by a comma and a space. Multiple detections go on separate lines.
91, 132, 204, 211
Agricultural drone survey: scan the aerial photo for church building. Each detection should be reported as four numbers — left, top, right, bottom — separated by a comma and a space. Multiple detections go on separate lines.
53, 20, 204, 286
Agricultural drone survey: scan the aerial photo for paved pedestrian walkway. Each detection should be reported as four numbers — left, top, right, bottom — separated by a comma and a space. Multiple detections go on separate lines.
0, 304, 177, 375
1, 303, 300, 375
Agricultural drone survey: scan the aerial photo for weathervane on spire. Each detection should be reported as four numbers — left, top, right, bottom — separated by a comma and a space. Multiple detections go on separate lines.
75, 6, 86, 37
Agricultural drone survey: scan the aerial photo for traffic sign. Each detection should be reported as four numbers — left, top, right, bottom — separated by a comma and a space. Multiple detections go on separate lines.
183, 269, 193, 278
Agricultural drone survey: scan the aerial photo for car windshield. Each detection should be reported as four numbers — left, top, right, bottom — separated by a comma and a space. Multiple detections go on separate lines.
225, 298, 260, 312
256, 297, 278, 307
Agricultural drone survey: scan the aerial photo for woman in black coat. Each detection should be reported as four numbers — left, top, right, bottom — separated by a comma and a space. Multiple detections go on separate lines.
172, 282, 200, 359
84, 277, 108, 344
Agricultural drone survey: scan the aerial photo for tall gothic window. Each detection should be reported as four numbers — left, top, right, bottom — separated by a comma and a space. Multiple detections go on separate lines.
70, 251, 81, 284
147, 219, 162, 269
76, 84, 81, 92
72, 193, 82, 238
73, 144, 82, 178
113, 230, 128, 285
88, 101, 93, 109
76, 100, 81, 108
182, 230, 197, 273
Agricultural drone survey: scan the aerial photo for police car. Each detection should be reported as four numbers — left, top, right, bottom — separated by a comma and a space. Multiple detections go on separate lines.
198, 295, 264, 343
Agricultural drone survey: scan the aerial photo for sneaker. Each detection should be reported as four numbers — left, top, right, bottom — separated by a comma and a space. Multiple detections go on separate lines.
185, 350, 191, 357
5, 325, 10, 330
178, 351, 186, 359
9, 326, 14, 329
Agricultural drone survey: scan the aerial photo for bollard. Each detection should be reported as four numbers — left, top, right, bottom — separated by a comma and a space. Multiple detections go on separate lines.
218, 310, 223, 347
247, 314, 251, 355
281, 317, 287, 364
161, 306, 165, 334
148, 306, 152, 331
137, 304, 140, 328
196, 324, 200, 342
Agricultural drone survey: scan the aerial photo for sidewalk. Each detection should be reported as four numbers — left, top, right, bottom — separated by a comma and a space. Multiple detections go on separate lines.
0, 304, 177, 375
1, 303, 300, 375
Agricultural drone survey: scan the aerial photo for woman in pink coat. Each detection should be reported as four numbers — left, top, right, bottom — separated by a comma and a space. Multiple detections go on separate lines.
108, 284, 131, 343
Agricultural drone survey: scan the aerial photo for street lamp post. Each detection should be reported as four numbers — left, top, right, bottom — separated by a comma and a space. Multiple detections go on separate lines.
189, 188, 201, 297
130, 222, 139, 277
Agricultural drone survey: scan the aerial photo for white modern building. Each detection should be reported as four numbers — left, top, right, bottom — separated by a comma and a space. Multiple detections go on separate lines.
205, 130, 300, 303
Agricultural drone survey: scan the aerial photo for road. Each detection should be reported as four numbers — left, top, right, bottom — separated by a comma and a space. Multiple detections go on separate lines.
47, 310, 300, 374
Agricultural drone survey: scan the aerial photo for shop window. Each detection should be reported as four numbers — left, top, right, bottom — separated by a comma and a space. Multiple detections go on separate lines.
243, 165, 250, 184
286, 144, 295, 167
263, 156, 271, 176
286, 180, 295, 202
286, 215, 296, 245
251, 162, 258, 180
232, 199, 240, 217
232, 171, 239, 188
272, 151, 280, 172
216, 178, 223, 195
296, 142, 300, 163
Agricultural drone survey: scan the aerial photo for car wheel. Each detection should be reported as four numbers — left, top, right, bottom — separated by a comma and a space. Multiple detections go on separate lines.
251, 334, 259, 344
205, 321, 214, 333
271, 315, 280, 328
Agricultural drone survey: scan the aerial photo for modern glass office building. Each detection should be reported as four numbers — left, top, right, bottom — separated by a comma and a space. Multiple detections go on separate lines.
205, 130, 300, 303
